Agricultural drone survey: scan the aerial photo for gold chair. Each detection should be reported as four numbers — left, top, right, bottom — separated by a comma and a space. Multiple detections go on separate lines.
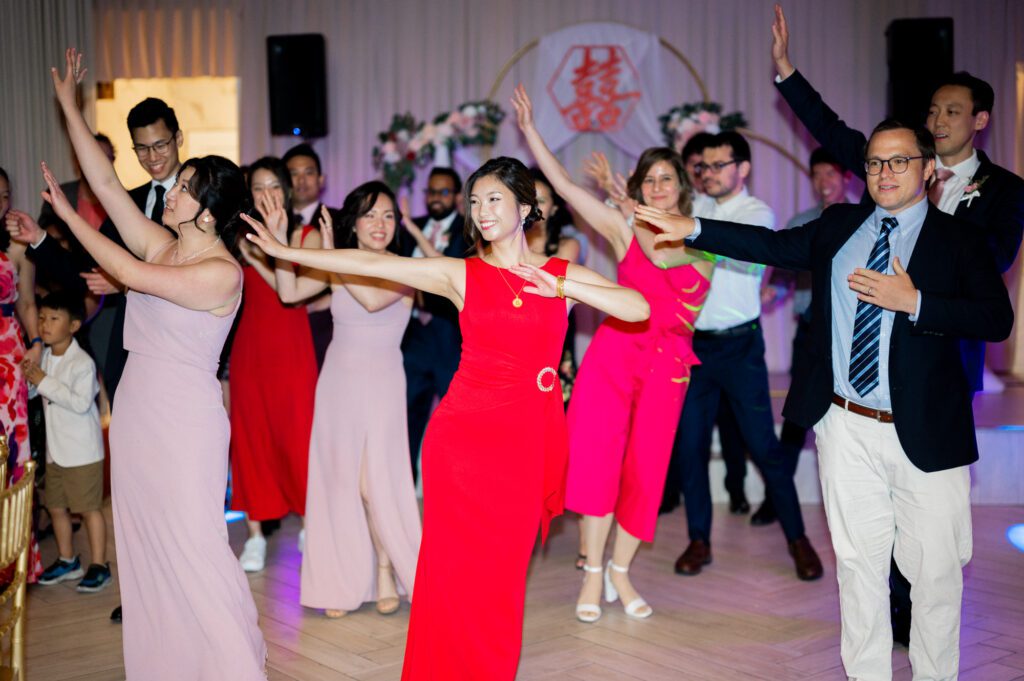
0, 453, 35, 681
0, 434, 8, 490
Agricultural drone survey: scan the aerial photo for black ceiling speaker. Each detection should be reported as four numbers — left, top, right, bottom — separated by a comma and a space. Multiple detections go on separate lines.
267, 34, 327, 138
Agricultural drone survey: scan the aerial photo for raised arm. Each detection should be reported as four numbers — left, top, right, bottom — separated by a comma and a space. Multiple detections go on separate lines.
771, 5, 867, 181
511, 84, 633, 260
510, 261, 649, 323
399, 197, 442, 257
40, 162, 239, 312
245, 213, 465, 309
50, 49, 173, 260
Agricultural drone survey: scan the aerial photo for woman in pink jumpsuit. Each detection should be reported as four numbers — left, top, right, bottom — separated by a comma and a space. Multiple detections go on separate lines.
514, 86, 712, 622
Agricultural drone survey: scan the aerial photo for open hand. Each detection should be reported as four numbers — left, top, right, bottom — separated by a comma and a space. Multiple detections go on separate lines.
51, 47, 86, 107
634, 205, 697, 243
848, 256, 918, 314
510, 84, 535, 132
771, 4, 795, 79
40, 162, 76, 223
583, 152, 615, 194
509, 262, 559, 298
81, 268, 123, 295
318, 205, 335, 249
5, 209, 45, 246
242, 213, 291, 260
254, 191, 289, 243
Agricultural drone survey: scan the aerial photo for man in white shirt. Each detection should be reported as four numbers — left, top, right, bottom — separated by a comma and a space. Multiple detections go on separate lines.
670, 131, 822, 582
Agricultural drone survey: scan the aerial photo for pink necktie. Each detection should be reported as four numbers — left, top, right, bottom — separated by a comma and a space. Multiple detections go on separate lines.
928, 167, 955, 205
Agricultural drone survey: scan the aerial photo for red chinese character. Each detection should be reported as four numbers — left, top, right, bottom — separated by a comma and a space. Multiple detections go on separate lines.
548, 45, 642, 133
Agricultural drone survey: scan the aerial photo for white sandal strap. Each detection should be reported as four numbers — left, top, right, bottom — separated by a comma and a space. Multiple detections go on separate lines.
582, 564, 603, 573
609, 561, 630, 573
623, 597, 652, 618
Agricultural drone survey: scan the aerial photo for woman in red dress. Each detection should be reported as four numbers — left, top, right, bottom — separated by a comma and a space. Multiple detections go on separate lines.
245, 156, 650, 679
230, 156, 318, 571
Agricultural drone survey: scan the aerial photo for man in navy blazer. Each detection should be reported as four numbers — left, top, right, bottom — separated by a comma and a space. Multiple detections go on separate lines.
636, 120, 1013, 681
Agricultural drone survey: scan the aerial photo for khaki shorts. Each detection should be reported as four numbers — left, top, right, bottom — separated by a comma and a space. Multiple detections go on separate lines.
47, 460, 104, 513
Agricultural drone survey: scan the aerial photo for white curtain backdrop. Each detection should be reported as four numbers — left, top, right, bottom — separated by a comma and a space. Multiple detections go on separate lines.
0, 0, 94, 213
4, 0, 1022, 371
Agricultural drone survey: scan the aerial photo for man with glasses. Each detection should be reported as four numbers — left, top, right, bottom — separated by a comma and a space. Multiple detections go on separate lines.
669, 131, 823, 582
635, 118, 1013, 681
399, 167, 470, 481
770, 2, 1024, 646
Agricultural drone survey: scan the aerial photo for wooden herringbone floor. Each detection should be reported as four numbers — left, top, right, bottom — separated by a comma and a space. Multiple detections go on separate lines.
26, 503, 1024, 680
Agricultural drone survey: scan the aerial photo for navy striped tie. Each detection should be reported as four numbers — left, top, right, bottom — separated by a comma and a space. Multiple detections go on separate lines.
849, 216, 898, 397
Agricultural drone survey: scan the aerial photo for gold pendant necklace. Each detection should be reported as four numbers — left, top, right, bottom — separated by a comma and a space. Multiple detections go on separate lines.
495, 267, 527, 308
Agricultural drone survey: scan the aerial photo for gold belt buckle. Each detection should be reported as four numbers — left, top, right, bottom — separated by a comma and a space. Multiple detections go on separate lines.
536, 367, 557, 392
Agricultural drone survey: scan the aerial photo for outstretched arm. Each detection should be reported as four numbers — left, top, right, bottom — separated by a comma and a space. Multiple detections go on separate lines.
511, 84, 633, 261
50, 49, 173, 260
40, 162, 238, 312
245, 213, 465, 308
509, 262, 650, 323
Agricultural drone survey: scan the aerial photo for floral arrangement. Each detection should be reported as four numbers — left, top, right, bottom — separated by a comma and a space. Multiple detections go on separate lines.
659, 101, 748, 154
372, 113, 430, 190
373, 101, 506, 189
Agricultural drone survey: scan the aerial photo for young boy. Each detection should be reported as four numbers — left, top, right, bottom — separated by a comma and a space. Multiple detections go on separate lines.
22, 292, 110, 592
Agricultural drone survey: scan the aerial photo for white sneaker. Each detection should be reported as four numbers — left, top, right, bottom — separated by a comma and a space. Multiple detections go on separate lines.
298, 529, 305, 554
239, 535, 267, 572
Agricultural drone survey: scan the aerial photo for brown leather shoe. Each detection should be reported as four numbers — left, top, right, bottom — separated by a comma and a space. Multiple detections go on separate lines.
674, 540, 712, 575
788, 536, 824, 581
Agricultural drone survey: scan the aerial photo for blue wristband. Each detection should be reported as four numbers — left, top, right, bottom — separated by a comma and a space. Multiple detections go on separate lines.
28, 337, 42, 347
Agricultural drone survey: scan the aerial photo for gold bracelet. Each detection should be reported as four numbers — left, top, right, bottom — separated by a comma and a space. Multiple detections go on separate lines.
555, 275, 566, 299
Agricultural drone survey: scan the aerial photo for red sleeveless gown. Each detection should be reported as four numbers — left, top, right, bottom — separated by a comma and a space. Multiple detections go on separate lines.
401, 257, 570, 680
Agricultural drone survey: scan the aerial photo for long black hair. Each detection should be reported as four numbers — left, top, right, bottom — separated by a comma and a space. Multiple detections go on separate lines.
246, 156, 300, 241
335, 181, 402, 254
0, 167, 10, 252
529, 167, 575, 256
462, 157, 543, 242
176, 155, 251, 256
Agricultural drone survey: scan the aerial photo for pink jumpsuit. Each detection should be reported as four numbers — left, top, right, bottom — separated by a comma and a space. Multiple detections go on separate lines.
566, 237, 709, 542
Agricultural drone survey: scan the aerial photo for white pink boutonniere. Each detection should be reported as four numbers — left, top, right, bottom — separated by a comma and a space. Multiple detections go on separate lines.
960, 175, 989, 208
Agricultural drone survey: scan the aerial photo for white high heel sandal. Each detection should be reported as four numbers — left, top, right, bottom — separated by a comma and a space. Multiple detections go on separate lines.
575, 564, 603, 623
604, 561, 653, 619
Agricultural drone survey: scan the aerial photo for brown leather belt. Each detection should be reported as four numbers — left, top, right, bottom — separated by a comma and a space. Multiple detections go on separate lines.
832, 394, 894, 423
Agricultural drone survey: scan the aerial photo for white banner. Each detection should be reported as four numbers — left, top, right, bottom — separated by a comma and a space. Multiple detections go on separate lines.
531, 22, 667, 157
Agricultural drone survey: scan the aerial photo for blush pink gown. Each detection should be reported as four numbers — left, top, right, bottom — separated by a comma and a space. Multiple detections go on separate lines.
109, 263, 267, 680
300, 284, 421, 612
565, 238, 709, 542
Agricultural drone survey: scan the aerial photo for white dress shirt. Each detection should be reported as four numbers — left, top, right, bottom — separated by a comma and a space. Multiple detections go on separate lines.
934, 150, 981, 216
412, 211, 457, 258
144, 176, 177, 221
693, 188, 776, 331
30, 339, 104, 467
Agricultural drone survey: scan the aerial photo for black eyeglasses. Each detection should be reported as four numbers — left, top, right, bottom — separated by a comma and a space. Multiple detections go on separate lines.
132, 135, 176, 157
864, 156, 925, 176
427, 188, 454, 197
696, 160, 738, 175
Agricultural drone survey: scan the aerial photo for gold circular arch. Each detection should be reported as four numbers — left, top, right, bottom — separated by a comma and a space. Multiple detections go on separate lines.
486, 28, 807, 175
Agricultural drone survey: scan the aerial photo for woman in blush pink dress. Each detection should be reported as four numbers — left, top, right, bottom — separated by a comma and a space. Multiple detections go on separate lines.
271, 181, 420, 618
43, 50, 266, 680
513, 84, 712, 622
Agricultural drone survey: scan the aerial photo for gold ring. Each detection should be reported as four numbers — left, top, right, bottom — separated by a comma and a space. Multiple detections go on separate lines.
536, 367, 557, 392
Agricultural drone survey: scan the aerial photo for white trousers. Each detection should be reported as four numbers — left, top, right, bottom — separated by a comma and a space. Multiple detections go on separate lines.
814, 404, 972, 681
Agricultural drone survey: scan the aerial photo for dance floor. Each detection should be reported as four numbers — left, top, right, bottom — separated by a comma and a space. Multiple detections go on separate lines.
26, 499, 1024, 680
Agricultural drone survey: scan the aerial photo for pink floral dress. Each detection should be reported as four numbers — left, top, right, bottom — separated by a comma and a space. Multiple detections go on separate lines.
0, 250, 30, 467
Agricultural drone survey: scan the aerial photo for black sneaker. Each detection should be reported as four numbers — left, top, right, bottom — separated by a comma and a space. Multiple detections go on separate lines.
39, 556, 84, 585
77, 563, 113, 593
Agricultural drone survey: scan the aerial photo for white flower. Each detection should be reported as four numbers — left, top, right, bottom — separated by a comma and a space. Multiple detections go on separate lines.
461, 105, 478, 118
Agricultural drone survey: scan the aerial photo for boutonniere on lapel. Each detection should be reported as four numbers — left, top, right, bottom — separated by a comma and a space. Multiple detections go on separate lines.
960, 175, 989, 208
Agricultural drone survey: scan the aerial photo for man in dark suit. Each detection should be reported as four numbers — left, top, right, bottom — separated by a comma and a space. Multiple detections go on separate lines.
282, 143, 343, 371
9, 98, 185, 625
637, 120, 1014, 681
399, 167, 471, 481
769, 2, 1024, 645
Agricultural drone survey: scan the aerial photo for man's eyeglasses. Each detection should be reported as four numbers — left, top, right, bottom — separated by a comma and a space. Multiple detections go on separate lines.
132, 135, 176, 158
426, 188, 454, 198
864, 156, 925, 176
695, 160, 738, 175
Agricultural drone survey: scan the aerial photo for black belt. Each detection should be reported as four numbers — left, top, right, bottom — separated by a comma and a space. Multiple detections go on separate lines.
693, 318, 760, 338
0, 302, 14, 317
